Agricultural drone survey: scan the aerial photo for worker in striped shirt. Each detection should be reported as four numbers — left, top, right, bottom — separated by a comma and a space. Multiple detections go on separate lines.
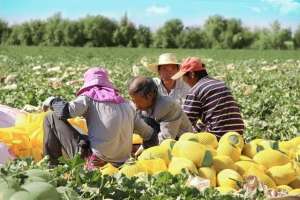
171, 57, 245, 138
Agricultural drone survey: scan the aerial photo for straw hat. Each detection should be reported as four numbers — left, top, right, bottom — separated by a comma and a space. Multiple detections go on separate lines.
144, 53, 180, 73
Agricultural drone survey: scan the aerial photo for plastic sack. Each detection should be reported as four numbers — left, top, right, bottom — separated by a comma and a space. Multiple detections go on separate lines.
0, 142, 14, 165
0, 104, 27, 128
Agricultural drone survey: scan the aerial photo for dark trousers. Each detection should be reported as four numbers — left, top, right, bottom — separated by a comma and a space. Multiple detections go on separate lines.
43, 112, 88, 164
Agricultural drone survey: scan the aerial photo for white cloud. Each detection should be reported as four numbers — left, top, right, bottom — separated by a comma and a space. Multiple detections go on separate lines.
262, 0, 300, 14
146, 5, 170, 15
250, 6, 262, 13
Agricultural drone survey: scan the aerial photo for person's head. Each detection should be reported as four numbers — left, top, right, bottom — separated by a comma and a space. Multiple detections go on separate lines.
146, 53, 180, 82
157, 53, 179, 82
171, 57, 207, 87
128, 76, 158, 110
76, 67, 114, 96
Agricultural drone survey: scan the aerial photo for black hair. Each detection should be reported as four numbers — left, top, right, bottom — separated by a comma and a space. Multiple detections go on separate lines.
183, 70, 208, 80
128, 76, 158, 98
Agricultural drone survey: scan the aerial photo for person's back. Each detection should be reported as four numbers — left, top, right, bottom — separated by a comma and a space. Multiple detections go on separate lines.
71, 96, 135, 163
185, 76, 244, 137
43, 67, 156, 168
171, 57, 245, 138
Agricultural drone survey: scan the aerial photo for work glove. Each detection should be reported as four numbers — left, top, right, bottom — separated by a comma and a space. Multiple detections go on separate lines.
42, 96, 56, 112
42, 96, 70, 120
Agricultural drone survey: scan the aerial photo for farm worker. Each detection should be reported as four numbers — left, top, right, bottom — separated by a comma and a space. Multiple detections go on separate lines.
145, 53, 190, 105
172, 57, 245, 138
42, 67, 158, 168
128, 76, 193, 143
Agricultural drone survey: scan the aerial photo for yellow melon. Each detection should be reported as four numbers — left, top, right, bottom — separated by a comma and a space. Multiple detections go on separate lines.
217, 142, 241, 162
290, 136, 300, 147
160, 139, 176, 151
119, 162, 145, 177
217, 169, 243, 189
172, 140, 213, 167
213, 155, 237, 173
242, 139, 264, 158
277, 185, 293, 192
267, 162, 297, 185
168, 157, 198, 175
289, 188, 300, 195
198, 167, 217, 187
235, 160, 266, 176
244, 166, 276, 188
279, 140, 295, 157
289, 176, 300, 189
219, 131, 244, 149
253, 149, 290, 169
138, 146, 171, 165
239, 155, 252, 161
137, 158, 167, 175
132, 134, 143, 144
178, 132, 199, 143
196, 132, 218, 149
100, 163, 119, 176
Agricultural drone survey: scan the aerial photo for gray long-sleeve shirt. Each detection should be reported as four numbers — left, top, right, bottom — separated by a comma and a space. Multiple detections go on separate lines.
136, 94, 193, 143
68, 95, 153, 163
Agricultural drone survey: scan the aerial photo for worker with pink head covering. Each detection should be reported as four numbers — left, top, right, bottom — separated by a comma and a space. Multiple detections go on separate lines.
43, 67, 157, 169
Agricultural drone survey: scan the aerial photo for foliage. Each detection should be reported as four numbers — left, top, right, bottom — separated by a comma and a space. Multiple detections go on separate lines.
0, 47, 299, 141
0, 157, 251, 200
1, 14, 298, 49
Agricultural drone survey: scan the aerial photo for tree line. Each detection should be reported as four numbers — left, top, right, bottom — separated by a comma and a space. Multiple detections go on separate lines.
0, 13, 300, 49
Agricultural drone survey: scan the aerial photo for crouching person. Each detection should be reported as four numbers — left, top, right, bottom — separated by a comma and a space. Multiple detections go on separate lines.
128, 76, 193, 143
42, 67, 158, 169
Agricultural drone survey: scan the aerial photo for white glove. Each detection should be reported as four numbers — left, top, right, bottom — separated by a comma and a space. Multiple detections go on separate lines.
42, 96, 56, 112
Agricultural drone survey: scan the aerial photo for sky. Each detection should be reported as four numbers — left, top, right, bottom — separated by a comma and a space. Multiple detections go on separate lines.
1, 0, 300, 31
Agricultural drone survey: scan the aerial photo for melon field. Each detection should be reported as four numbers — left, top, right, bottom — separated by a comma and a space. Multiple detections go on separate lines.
0, 47, 300, 199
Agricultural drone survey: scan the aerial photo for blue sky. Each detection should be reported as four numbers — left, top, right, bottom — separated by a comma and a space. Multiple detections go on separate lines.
1, 0, 300, 31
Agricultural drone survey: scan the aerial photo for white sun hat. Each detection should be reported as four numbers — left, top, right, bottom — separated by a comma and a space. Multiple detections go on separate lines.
142, 53, 180, 73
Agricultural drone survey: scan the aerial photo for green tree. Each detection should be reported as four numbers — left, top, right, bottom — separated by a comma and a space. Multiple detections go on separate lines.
113, 14, 137, 47
177, 27, 207, 48
0, 19, 10, 44
29, 20, 46, 45
63, 20, 85, 46
82, 15, 117, 47
203, 15, 227, 48
294, 25, 300, 48
269, 21, 292, 49
134, 25, 152, 48
43, 13, 65, 46
154, 19, 184, 48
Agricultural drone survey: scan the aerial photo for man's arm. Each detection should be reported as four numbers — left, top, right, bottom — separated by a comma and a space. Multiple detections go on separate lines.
44, 95, 89, 120
133, 114, 158, 148
182, 94, 204, 131
68, 95, 89, 117
155, 100, 184, 142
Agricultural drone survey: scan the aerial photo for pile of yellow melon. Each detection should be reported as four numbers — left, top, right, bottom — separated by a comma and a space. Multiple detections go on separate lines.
104, 132, 300, 196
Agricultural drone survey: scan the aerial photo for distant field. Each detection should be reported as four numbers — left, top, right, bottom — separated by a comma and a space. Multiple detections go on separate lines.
0, 47, 299, 140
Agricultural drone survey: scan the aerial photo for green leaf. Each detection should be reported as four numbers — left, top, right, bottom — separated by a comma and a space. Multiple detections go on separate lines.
201, 151, 213, 167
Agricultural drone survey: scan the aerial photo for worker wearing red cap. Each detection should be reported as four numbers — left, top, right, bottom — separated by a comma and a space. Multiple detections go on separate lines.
172, 57, 244, 138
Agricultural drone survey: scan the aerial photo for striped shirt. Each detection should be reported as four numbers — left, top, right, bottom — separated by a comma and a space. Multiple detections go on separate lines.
183, 76, 244, 137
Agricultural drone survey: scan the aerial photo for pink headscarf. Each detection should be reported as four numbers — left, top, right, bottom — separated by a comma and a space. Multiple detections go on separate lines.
76, 67, 125, 104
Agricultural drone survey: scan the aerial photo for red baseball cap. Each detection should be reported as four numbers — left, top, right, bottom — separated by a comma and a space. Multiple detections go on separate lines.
171, 57, 205, 80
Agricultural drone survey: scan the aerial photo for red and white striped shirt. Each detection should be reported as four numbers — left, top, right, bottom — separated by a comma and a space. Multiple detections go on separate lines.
183, 76, 244, 137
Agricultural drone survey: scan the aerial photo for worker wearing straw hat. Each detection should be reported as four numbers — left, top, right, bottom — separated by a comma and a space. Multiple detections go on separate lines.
144, 53, 190, 105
